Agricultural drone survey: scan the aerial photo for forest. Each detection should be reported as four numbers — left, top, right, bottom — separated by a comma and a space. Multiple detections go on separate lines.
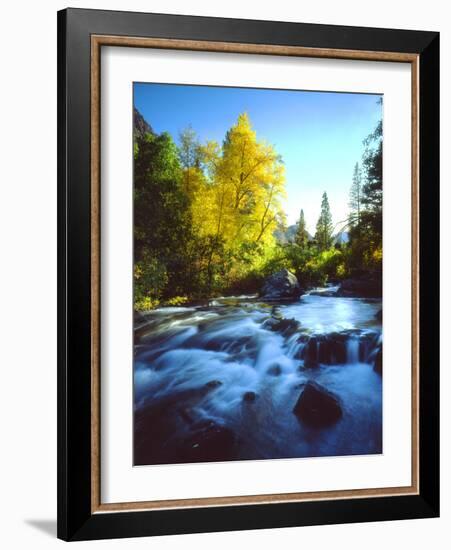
133, 108, 382, 310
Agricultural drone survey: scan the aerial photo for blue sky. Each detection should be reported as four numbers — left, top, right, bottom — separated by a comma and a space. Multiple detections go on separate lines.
134, 83, 382, 233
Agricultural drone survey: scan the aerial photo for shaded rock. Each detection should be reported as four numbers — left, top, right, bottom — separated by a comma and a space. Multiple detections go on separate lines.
262, 317, 278, 331
243, 391, 258, 403
178, 407, 195, 425
297, 334, 346, 365
134, 310, 153, 342
303, 336, 319, 363
295, 331, 379, 366
190, 418, 217, 431
303, 358, 319, 369
177, 423, 236, 462
293, 381, 343, 427
309, 287, 339, 297
205, 380, 223, 390
263, 317, 300, 336
267, 364, 282, 376
336, 274, 382, 298
134, 387, 234, 465
375, 309, 383, 322
374, 346, 383, 375
134, 107, 154, 140
271, 306, 283, 319
134, 309, 148, 325
222, 336, 255, 354
322, 333, 349, 364
261, 269, 302, 301
359, 332, 381, 363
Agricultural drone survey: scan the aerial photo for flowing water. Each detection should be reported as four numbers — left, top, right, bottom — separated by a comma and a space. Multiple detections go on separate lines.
134, 287, 382, 465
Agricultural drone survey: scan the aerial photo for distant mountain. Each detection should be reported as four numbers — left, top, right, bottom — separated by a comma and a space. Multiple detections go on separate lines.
134, 108, 154, 140
274, 223, 313, 244
333, 231, 349, 245
274, 224, 349, 246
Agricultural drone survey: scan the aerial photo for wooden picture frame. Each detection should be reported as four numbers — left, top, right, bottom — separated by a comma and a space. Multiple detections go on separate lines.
58, 7, 439, 541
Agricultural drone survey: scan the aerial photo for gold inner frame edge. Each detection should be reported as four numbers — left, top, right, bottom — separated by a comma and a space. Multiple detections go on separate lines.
90, 35, 420, 514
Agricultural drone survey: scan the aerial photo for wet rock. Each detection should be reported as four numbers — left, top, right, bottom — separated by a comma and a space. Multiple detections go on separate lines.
263, 317, 300, 336
261, 269, 302, 301
134, 309, 148, 324
297, 335, 340, 364
205, 380, 223, 390
267, 364, 282, 376
336, 274, 382, 298
359, 332, 380, 363
178, 407, 196, 425
303, 358, 319, 369
295, 331, 380, 366
271, 306, 283, 319
243, 391, 258, 403
374, 346, 383, 375
190, 418, 217, 431
320, 333, 348, 364
309, 288, 338, 297
177, 423, 236, 462
302, 336, 318, 363
223, 336, 254, 354
200, 336, 228, 351
293, 381, 343, 427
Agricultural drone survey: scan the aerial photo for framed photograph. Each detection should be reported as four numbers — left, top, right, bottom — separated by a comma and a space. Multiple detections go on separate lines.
57, 8, 439, 541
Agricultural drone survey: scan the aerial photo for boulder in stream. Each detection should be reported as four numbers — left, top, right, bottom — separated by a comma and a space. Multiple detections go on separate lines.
205, 379, 223, 390
134, 309, 148, 325
261, 269, 302, 301
267, 364, 283, 376
243, 391, 258, 403
293, 381, 343, 427
296, 330, 379, 366
336, 273, 382, 298
177, 422, 236, 462
263, 316, 300, 336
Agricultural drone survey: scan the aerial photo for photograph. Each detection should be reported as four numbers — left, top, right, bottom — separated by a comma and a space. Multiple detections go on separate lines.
132, 83, 384, 466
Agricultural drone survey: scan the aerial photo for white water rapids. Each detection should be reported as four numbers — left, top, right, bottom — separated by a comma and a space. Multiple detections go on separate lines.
134, 288, 382, 465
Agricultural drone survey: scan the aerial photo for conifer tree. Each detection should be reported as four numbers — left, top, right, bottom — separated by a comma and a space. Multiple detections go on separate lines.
295, 209, 309, 249
315, 192, 333, 251
349, 162, 362, 228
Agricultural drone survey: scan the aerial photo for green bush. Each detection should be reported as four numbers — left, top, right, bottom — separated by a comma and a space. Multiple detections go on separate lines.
259, 244, 348, 290
134, 253, 168, 310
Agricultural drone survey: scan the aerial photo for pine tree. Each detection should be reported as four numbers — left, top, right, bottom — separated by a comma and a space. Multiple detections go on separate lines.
361, 120, 383, 245
315, 192, 333, 251
295, 209, 309, 249
349, 162, 362, 228
361, 121, 382, 214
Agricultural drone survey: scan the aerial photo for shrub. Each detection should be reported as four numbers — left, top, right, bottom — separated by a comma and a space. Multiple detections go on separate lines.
164, 295, 189, 306
134, 252, 168, 310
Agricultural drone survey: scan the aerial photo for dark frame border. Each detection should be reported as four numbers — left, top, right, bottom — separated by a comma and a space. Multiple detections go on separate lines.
57, 8, 439, 541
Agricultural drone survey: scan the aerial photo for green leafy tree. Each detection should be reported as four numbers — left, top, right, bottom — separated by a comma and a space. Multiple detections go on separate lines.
134, 127, 194, 306
315, 192, 333, 251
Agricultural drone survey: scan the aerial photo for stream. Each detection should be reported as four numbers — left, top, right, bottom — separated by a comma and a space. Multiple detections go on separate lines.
134, 286, 382, 465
